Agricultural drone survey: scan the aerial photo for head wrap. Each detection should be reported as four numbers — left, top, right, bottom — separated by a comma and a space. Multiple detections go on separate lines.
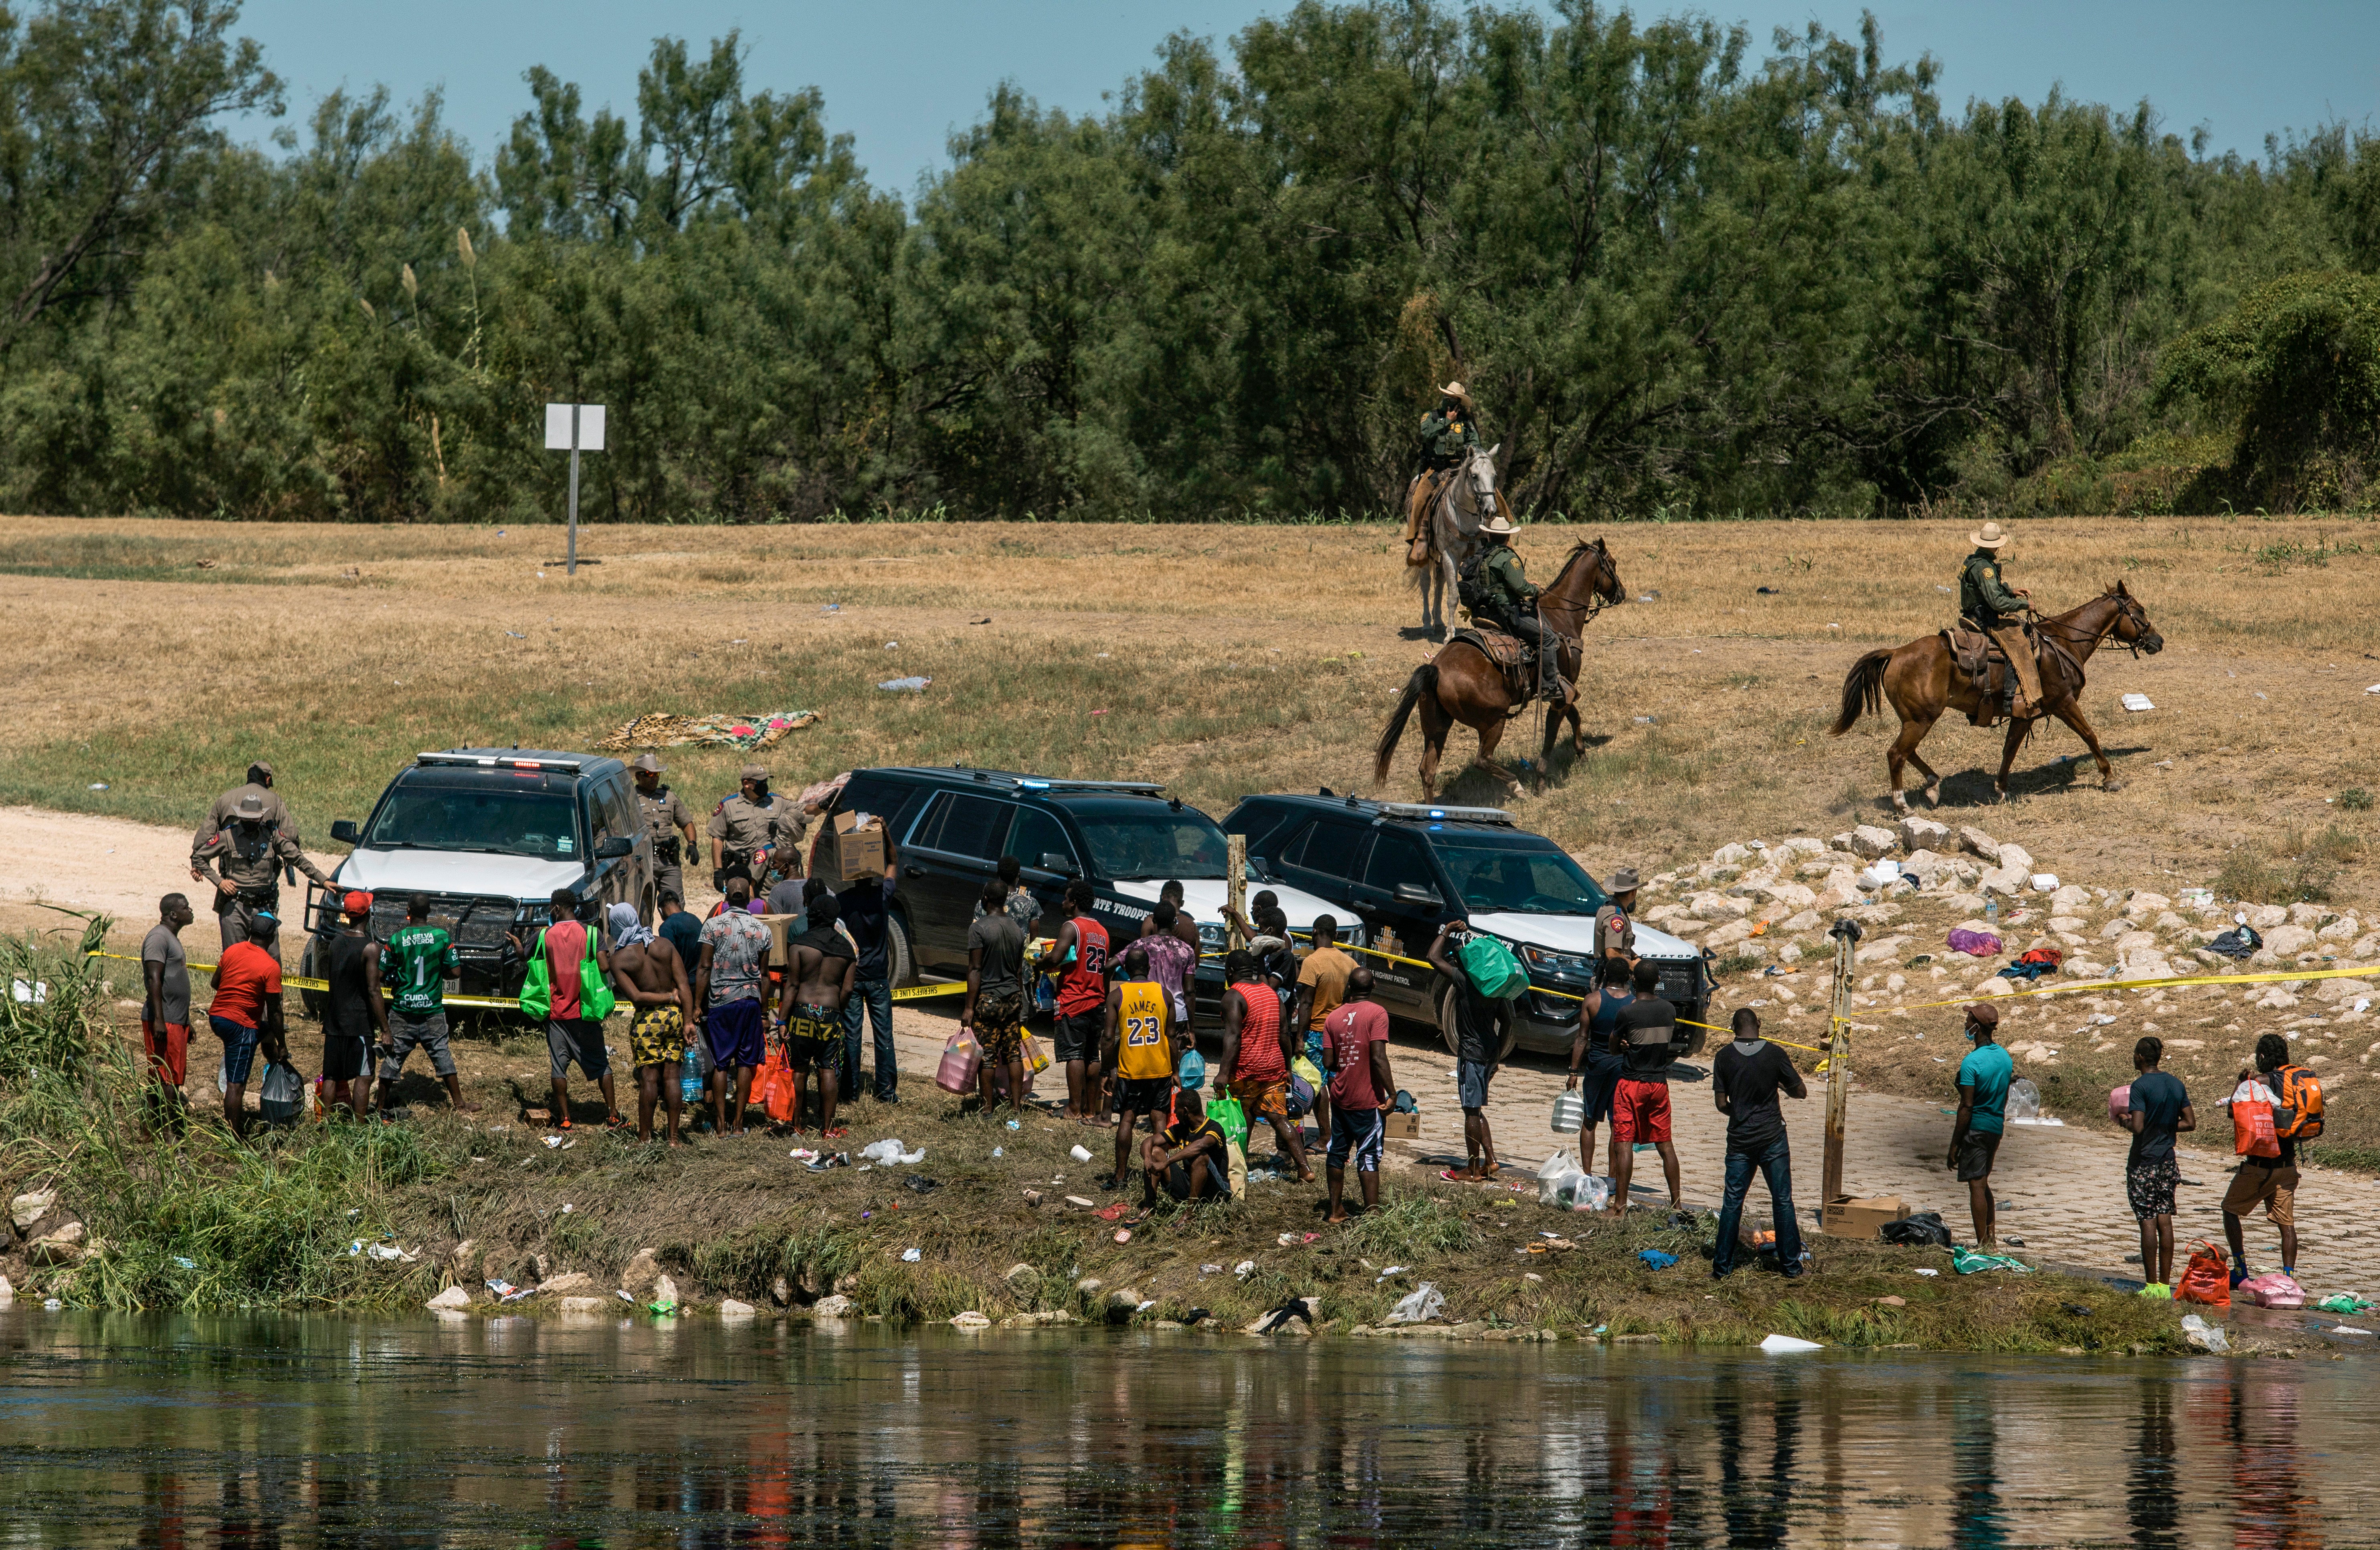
608, 900, 654, 949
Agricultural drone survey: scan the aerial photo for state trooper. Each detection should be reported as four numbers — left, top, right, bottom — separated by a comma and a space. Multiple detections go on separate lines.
191, 791, 334, 953
707, 763, 806, 893
632, 753, 699, 907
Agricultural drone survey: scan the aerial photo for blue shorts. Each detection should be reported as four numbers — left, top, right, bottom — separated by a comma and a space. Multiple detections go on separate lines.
1581, 1057, 1623, 1127
1327, 1107, 1385, 1174
1457, 1059, 1495, 1111
210, 1015, 261, 1084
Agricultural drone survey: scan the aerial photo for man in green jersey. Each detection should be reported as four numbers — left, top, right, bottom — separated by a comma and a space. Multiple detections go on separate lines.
372, 892, 474, 1116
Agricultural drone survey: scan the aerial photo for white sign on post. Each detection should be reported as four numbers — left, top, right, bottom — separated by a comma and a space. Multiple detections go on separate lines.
543, 402, 606, 574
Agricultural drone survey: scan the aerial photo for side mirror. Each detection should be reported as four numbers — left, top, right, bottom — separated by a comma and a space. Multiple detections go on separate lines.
1393, 882, 1441, 906
595, 836, 633, 860
330, 820, 360, 845
1041, 852, 1079, 877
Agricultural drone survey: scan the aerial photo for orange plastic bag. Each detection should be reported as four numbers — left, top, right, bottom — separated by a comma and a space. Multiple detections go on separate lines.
2175, 1240, 2231, 1308
754, 1042, 798, 1124
2232, 1086, 2280, 1158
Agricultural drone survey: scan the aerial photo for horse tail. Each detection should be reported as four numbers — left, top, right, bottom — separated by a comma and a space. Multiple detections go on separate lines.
1375, 662, 1437, 783
1830, 648, 1891, 737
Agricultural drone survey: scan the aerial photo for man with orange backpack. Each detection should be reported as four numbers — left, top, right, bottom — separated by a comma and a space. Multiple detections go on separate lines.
2222, 1033, 2321, 1288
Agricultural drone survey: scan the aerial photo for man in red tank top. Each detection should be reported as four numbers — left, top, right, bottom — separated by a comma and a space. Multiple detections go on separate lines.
1035, 880, 1111, 1123
1220, 948, 1311, 1181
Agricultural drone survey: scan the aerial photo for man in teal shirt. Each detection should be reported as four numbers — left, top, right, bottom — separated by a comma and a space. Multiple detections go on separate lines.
373, 892, 473, 1115
1948, 1001, 2013, 1250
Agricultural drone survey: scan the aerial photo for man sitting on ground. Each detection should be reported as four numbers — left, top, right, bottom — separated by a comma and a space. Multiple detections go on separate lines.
1099, 944, 1175, 1193
1141, 1088, 1231, 1206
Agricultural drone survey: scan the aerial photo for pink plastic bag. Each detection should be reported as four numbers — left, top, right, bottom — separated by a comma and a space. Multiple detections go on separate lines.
2108, 1083, 2131, 1125
2239, 1272, 2304, 1310
935, 1032, 981, 1095
1947, 928, 2003, 957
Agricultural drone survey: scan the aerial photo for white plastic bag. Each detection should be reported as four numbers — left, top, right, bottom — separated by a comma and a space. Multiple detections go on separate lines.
2005, 1078, 2041, 1122
859, 1138, 925, 1166
1385, 1282, 1445, 1325
1568, 1174, 1613, 1213
1536, 1150, 1585, 1207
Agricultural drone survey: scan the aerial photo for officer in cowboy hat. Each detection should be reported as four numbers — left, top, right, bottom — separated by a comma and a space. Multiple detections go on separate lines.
1404, 381, 1483, 560
1959, 520, 2040, 719
1595, 868, 1640, 964
707, 763, 807, 894
632, 753, 699, 907
1467, 511, 1564, 703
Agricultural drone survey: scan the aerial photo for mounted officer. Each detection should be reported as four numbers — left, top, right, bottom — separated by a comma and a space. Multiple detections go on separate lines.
1958, 520, 2040, 720
632, 753, 699, 907
1460, 514, 1564, 704
1403, 381, 1481, 565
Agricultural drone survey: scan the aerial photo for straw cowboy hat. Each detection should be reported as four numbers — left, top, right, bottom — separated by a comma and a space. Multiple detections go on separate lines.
1439, 381, 1474, 409
1480, 512, 1517, 536
1970, 519, 2011, 549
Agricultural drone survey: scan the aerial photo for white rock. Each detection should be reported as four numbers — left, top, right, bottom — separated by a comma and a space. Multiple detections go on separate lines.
2265, 925, 2316, 956
719, 1299, 758, 1318
2246, 904, 2288, 930
2289, 903, 2325, 927
1899, 848, 1945, 882
2153, 912, 2190, 932
813, 1294, 854, 1317
1848, 825, 1899, 860
0, 1275, 12, 1306
1691, 893, 1749, 921
1828, 832, 1857, 853
2049, 916, 2087, 934
1075, 1276, 1104, 1295
1776, 837, 1828, 859
951, 1311, 993, 1328
653, 1274, 680, 1304
10, 1190, 56, 1233
1994, 842, 2034, 878
556, 1296, 608, 1314
1754, 881, 1818, 910
2127, 892, 2172, 912
1884, 973, 1907, 993
1712, 842, 1752, 866
2317, 916, 2362, 942
1003, 1262, 1039, 1286
2115, 930, 2160, 955
2051, 884, 2091, 910
1781, 909, 1822, 933
2352, 934, 2380, 961
1777, 941, 1804, 963
1898, 817, 1951, 852
1958, 826, 2001, 862
1704, 919, 1754, 949
1977, 978, 2016, 997
426, 1285, 472, 1310
1978, 867, 2027, 897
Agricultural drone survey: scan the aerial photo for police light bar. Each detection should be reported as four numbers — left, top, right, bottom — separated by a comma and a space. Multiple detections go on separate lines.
1378, 802, 1513, 824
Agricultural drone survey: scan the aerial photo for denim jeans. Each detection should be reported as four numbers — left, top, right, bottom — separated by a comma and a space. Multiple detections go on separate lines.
842, 978, 896, 1100
1711, 1136, 1802, 1276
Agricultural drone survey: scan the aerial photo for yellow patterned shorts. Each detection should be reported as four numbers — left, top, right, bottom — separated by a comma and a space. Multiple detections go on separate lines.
630, 1004, 686, 1068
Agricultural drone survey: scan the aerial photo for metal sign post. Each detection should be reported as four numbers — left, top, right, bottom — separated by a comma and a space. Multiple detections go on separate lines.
1822, 916, 1863, 1207
543, 403, 606, 575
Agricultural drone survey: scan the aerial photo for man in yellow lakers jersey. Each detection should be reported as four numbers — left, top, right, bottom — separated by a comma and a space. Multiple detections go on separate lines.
1099, 941, 1176, 1193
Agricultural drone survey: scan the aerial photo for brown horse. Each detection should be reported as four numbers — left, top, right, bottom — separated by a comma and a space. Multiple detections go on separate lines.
1373, 538, 1626, 797
1830, 582, 2165, 809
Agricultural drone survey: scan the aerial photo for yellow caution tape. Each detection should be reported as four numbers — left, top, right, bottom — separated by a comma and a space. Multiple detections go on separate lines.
891, 982, 968, 1002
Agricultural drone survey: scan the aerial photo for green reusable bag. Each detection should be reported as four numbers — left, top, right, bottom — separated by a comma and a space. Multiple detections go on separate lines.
1206, 1091, 1250, 1151
1456, 932, 1528, 1000
515, 927, 616, 1021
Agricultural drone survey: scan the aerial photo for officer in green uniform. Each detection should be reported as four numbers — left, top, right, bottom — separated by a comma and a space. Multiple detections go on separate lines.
191, 791, 335, 953
1466, 514, 1563, 703
707, 764, 807, 893
632, 753, 699, 907
1958, 520, 2040, 718
1404, 381, 1482, 558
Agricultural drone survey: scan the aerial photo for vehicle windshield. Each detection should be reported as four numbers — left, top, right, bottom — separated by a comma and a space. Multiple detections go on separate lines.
364, 777, 583, 862
1433, 832, 1606, 915
1075, 811, 1238, 882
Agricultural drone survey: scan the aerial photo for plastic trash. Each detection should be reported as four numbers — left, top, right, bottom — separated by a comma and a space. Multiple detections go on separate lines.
10, 980, 47, 1005
1638, 1249, 1680, 1270
1951, 1246, 2032, 1275
860, 1138, 925, 1166
259, 1061, 304, 1125
2120, 693, 2155, 712
2239, 1272, 2305, 1309
2332, 1325, 2374, 1336
1912, 1267, 1940, 1277
1233, 1260, 1257, 1280
1384, 1283, 1446, 1324
1069, 1144, 1094, 1163
2005, 1078, 2041, 1122
2316, 1294, 2376, 1315
1374, 1264, 1409, 1283
2109, 1083, 2132, 1124
1551, 1092, 1585, 1134
680, 1048, 703, 1105
877, 676, 931, 692
901, 1248, 922, 1263
2179, 1312, 2230, 1352
2030, 874, 2059, 892
1176, 1049, 1206, 1091
366, 1242, 417, 1263
1760, 1334, 1823, 1353
1947, 928, 2002, 957
991, 1147, 1004, 1158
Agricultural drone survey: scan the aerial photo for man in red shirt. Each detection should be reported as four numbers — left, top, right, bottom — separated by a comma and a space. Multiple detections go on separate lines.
1322, 967, 1395, 1221
539, 888, 619, 1130
208, 913, 287, 1139
1219, 948, 1310, 1181
1034, 880, 1111, 1124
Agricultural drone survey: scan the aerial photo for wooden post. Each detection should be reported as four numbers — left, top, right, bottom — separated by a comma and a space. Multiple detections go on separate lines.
1822, 917, 1862, 1208
1226, 835, 1247, 953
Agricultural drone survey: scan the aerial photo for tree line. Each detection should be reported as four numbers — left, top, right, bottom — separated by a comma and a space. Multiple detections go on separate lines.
6, 0, 2380, 524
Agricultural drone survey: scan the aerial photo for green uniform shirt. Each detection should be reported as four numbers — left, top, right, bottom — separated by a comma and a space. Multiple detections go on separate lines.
381, 922, 459, 1015
1959, 549, 2025, 624
1478, 545, 1537, 618
1420, 408, 1479, 470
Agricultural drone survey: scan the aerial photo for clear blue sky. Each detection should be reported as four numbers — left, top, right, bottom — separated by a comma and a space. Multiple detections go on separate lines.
228, 0, 2379, 194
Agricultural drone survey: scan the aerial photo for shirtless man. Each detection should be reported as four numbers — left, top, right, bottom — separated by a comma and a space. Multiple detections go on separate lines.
608, 902, 696, 1145
777, 892, 857, 1139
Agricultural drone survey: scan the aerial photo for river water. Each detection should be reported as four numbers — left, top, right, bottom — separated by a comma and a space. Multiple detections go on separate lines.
0, 1308, 2366, 1547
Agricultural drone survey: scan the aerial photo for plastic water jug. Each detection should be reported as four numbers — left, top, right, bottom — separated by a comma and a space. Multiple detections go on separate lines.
679, 1048, 703, 1105
1551, 1091, 1585, 1134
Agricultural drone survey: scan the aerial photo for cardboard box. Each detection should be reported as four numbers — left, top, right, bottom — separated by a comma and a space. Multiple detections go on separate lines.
827, 811, 886, 884
759, 913, 804, 967
1821, 1195, 1911, 1239
1383, 1110, 1421, 1140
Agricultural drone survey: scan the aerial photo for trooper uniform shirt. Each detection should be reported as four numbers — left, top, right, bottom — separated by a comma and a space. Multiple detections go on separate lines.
192, 821, 330, 898
637, 784, 695, 864
1959, 549, 2026, 626
1594, 901, 1635, 960
708, 792, 807, 874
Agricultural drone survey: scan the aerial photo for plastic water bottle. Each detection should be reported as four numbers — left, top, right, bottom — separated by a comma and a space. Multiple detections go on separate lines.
679, 1048, 703, 1105
1984, 894, 1999, 926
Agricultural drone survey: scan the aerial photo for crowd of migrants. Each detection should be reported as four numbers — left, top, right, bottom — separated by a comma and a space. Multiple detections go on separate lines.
140, 763, 2315, 1282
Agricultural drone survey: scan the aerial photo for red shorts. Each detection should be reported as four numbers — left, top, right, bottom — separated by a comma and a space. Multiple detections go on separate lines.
142, 1018, 191, 1086
1611, 1078, 1672, 1146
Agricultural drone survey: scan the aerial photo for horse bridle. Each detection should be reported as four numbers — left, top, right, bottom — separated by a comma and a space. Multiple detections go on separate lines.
1541, 544, 1618, 632
2032, 590, 2149, 661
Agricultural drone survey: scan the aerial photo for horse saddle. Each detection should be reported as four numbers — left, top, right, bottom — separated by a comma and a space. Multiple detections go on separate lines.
1455, 625, 1575, 707
1941, 625, 2028, 727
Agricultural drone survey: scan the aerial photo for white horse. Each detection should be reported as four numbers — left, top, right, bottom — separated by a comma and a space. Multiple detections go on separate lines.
1407, 442, 1503, 640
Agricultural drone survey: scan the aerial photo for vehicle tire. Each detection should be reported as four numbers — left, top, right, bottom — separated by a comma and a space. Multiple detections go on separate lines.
887, 914, 916, 989
1439, 984, 1517, 1062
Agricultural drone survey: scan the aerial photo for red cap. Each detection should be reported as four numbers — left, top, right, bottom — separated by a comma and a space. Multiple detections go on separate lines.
342, 890, 374, 916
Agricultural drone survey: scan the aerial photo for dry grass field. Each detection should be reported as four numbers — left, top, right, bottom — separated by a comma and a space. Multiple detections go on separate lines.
2, 514, 2374, 909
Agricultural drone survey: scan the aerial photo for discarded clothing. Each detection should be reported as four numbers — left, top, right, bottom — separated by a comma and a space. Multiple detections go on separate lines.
1997, 947, 2063, 982
1879, 1212, 1954, 1249
2206, 926, 2261, 960
596, 710, 820, 753
1950, 1246, 2032, 1275
1947, 929, 2003, 958
1637, 1249, 1680, 1271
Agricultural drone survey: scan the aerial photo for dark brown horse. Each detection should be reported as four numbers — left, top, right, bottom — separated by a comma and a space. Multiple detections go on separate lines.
1830, 582, 2165, 809
1374, 538, 1626, 797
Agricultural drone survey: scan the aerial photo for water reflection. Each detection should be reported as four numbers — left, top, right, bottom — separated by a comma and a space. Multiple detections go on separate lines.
0, 1309, 2372, 1547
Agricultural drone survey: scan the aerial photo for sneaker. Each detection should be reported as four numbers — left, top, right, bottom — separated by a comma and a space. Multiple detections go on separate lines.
2228, 1267, 2249, 1290
2137, 1282, 2172, 1300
